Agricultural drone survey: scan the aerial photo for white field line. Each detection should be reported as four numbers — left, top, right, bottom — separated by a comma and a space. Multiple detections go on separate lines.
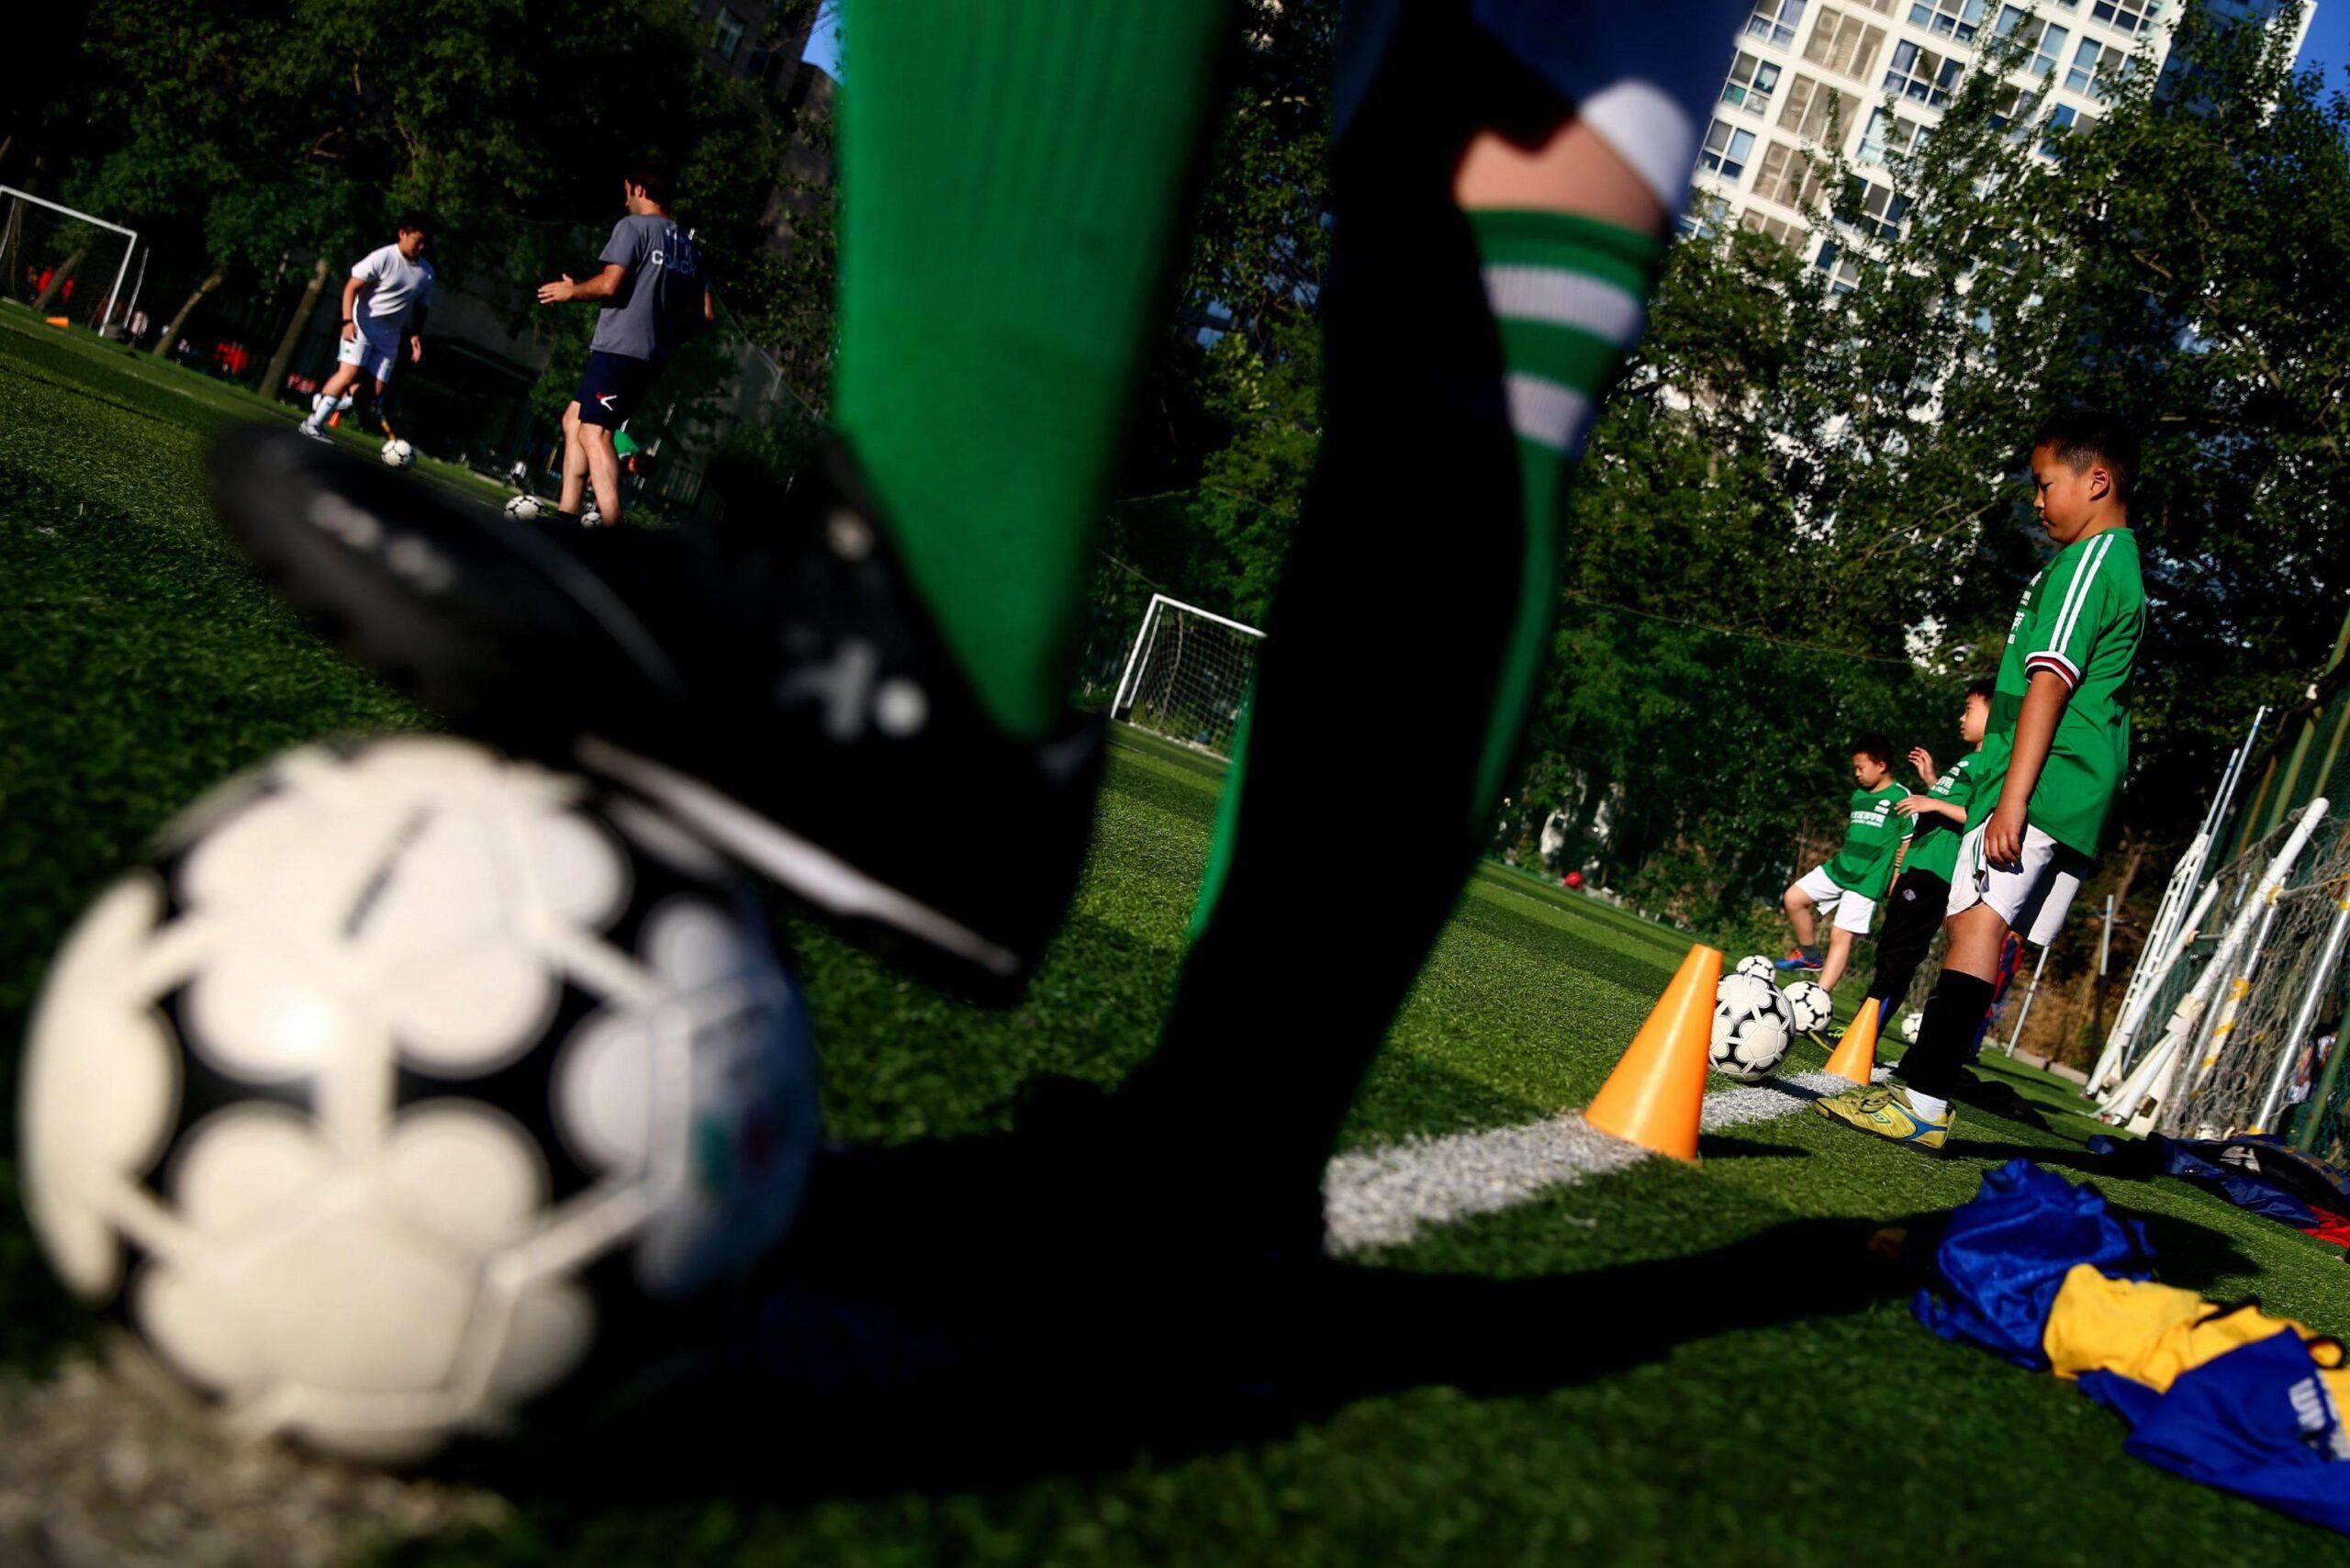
1323, 1068, 1883, 1255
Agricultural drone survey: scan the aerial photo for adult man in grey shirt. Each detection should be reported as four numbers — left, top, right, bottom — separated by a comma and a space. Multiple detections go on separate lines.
536, 169, 714, 524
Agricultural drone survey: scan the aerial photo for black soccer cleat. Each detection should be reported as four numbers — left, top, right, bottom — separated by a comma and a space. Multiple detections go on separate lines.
208, 425, 1102, 1001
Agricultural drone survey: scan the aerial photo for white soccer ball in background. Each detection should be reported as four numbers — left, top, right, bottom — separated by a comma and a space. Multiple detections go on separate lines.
1734, 954, 1776, 982
1784, 980, 1833, 1037
1711, 973, 1796, 1083
1900, 1008, 1924, 1045
380, 437, 415, 469
18, 736, 820, 1464
503, 493, 545, 522
579, 500, 603, 527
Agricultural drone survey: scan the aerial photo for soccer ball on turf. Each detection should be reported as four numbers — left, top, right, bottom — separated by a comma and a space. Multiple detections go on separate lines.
1734, 954, 1777, 982
503, 493, 546, 522
380, 437, 415, 469
1784, 980, 1833, 1036
17, 735, 820, 1464
579, 500, 603, 527
1711, 973, 1796, 1083
1900, 1008, 1924, 1044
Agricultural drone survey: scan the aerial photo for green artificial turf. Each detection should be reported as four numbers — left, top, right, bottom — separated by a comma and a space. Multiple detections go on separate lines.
6, 309, 2350, 1562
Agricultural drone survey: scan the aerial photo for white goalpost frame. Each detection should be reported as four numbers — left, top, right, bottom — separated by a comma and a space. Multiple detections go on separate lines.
2250, 889, 2350, 1134
0, 185, 140, 335
1110, 592, 1267, 745
2106, 798, 2330, 1134
2088, 705, 2268, 1090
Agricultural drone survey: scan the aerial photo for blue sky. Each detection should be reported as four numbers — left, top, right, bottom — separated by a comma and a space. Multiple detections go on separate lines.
801, 2, 841, 82
2300, 2, 2350, 82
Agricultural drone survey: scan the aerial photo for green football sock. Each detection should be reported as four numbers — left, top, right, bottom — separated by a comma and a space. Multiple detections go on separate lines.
836, 0, 1227, 743
1461, 207, 1662, 808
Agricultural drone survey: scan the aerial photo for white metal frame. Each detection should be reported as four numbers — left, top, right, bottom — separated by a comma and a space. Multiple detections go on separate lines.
0, 185, 140, 335
1109, 592, 1266, 722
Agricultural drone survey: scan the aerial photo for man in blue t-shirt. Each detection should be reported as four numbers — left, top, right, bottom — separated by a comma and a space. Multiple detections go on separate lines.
536, 168, 714, 525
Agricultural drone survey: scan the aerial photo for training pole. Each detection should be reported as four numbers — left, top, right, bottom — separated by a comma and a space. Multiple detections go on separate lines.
2002, 944, 2053, 1058
2262, 888, 2350, 1137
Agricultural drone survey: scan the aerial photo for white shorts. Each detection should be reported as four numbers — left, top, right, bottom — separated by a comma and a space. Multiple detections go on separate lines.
1796, 864, 1877, 936
1946, 822, 2088, 946
336, 326, 401, 385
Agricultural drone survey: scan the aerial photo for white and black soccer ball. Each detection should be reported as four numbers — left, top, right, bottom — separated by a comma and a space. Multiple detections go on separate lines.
17, 736, 819, 1464
380, 437, 415, 469
503, 493, 545, 522
1711, 973, 1796, 1083
1900, 1008, 1924, 1045
1784, 980, 1833, 1037
578, 500, 603, 527
1734, 954, 1776, 983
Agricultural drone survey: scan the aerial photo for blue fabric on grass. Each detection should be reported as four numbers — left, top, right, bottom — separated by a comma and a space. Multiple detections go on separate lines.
2080, 1332, 2350, 1537
1912, 1159, 2155, 1368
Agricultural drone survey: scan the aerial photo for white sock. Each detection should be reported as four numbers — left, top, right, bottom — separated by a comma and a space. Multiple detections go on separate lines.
334, 395, 354, 413
1904, 1089, 1950, 1121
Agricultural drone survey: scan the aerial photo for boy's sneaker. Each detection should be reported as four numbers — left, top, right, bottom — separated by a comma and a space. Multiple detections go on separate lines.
296, 420, 331, 442
1812, 1084, 1953, 1150
207, 425, 1102, 1002
1774, 950, 1824, 972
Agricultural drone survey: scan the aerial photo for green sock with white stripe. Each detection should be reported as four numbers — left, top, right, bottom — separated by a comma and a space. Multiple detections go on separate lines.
1462, 208, 1662, 803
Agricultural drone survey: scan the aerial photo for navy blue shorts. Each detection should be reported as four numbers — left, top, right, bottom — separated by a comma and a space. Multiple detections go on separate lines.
574, 350, 659, 428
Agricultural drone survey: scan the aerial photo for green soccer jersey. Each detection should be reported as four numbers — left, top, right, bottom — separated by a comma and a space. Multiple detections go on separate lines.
1968, 526, 2145, 857
1900, 750, 1982, 884
1825, 780, 1908, 898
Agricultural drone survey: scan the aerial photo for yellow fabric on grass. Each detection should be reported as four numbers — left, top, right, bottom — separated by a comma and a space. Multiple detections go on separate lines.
2042, 1265, 2343, 1392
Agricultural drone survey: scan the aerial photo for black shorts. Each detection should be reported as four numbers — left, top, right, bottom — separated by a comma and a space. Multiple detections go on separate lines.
1874, 868, 1953, 979
574, 351, 660, 428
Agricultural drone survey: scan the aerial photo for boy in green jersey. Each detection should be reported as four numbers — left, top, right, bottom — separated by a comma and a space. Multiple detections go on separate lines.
1776, 734, 1907, 993
1861, 678, 1994, 1039
1820, 409, 2145, 1150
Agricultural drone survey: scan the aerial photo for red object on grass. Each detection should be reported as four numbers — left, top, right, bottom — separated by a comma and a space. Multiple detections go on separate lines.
1563, 871, 1583, 890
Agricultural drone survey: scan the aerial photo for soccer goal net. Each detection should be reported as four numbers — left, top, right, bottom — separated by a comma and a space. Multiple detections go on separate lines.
0, 187, 140, 336
1109, 593, 1264, 759
2096, 798, 2350, 1144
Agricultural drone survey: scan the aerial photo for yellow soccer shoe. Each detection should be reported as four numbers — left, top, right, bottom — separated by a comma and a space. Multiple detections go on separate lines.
1812, 1084, 1953, 1151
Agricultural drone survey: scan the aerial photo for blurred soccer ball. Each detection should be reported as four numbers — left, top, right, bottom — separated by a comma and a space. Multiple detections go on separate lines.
1711, 973, 1796, 1083
380, 437, 415, 469
503, 493, 546, 522
1734, 954, 1776, 982
579, 501, 603, 527
17, 736, 820, 1464
1784, 980, 1832, 1036
1900, 1008, 1924, 1044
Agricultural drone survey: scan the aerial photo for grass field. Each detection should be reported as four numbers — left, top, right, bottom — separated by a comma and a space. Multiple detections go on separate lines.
6, 306, 2350, 1562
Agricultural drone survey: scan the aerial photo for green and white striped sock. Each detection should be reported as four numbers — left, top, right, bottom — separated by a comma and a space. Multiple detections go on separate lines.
1463, 207, 1663, 805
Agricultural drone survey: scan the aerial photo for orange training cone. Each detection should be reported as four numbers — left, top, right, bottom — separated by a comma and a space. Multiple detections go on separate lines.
1584, 943, 1721, 1162
1823, 997, 1881, 1086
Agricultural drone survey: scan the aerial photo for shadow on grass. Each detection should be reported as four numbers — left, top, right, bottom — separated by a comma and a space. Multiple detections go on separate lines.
447, 1129, 1901, 1509
1702, 1136, 1811, 1161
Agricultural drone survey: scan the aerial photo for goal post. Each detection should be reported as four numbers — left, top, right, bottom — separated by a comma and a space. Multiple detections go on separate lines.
0, 186, 140, 336
1110, 592, 1265, 759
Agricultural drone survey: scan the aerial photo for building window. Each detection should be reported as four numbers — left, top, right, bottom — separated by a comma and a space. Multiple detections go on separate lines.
1885, 40, 1962, 106
1815, 241, 1866, 295
1779, 74, 1848, 143
1845, 176, 1908, 239
1753, 140, 1828, 209
1908, 0, 1988, 41
711, 6, 745, 61
1699, 118, 1761, 180
2039, 100, 2098, 155
1803, 7, 1889, 81
1680, 193, 1733, 240
1748, 0, 1808, 47
1996, 7, 2071, 73
1740, 208, 1806, 248
1723, 51, 1785, 115
2066, 36, 2130, 95
1858, 106, 1927, 165
2091, 0, 2162, 33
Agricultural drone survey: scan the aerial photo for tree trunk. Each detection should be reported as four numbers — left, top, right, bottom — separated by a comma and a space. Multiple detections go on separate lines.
31, 244, 85, 312
153, 269, 227, 361
261, 255, 330, 406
